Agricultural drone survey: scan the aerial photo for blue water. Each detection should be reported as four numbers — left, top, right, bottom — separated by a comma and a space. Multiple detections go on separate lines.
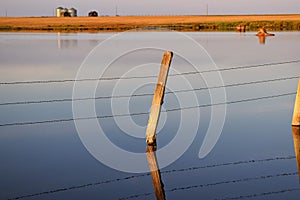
0, 31, 300, 199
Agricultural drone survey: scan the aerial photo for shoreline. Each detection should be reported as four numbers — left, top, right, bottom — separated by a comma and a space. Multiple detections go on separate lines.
0, 15, 300, 32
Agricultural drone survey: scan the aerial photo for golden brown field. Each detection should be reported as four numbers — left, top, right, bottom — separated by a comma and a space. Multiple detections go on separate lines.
0, 15, 300, 32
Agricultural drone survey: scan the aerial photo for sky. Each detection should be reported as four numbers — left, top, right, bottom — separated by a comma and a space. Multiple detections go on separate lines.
0, 0, 299, 17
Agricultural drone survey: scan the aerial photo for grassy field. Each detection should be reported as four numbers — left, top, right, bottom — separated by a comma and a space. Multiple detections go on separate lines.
0, 15, 300, 32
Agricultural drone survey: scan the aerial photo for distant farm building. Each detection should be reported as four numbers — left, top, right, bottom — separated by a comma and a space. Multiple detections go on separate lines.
88, 11, 98, 17
56, 7, 77, 17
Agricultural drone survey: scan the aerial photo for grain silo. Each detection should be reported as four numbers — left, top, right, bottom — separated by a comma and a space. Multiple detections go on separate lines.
56, 7, 63, 17
68, 8, 77, 17
61, 8, 68, 16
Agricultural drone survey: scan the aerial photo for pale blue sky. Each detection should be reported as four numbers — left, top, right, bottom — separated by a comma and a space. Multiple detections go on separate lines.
0, 0, 299, 17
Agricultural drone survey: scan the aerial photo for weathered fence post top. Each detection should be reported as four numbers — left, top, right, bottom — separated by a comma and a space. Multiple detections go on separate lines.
292, 78, 300, 126
146, 51, 173, 145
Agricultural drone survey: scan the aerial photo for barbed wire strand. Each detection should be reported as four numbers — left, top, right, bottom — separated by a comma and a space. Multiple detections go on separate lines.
161, 156, 295, 175
8, 155, 295, 200
171, 60, 300, 76
0, 92, 295, 127
0, 75, 298, 106
0, 60, 299, 85
119, 171, 298, 199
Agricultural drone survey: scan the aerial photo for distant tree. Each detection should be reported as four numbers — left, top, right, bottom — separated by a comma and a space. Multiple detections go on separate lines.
88, 11, 98, 17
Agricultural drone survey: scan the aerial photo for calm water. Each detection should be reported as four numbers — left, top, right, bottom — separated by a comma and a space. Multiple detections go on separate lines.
1, 31, 300, 199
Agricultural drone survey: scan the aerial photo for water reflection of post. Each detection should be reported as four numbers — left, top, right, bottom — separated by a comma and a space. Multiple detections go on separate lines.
56, 33, 78, 49
57, 32, 61, 49
292, 78, 300, 183
257, 35, 266, 45
146, 143, 166, 200
256, 26, 275, 45
292, 126, 300, 183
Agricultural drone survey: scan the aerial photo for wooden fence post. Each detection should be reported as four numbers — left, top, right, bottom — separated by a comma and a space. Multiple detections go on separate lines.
292, 78, 300, 126
146, 51, 173, 145
292, 126, 300, 183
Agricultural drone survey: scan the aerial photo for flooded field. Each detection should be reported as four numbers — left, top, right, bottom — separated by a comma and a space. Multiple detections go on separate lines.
1, 31, 300, 199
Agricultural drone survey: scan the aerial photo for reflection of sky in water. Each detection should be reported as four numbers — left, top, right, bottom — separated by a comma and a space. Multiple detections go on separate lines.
0, 32, 300, 199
